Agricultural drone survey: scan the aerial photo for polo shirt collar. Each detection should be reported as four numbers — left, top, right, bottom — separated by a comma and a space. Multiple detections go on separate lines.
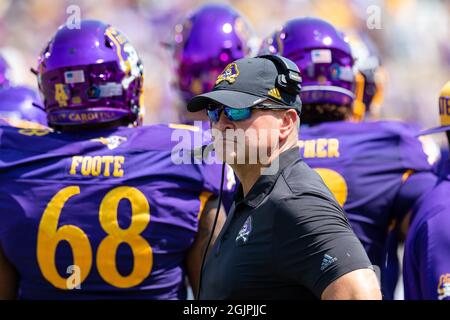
234, 147, 300, 208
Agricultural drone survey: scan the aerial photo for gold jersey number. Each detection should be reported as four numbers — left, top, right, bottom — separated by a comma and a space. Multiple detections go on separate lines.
36, 186, 153, 289
314, 168, 348, 207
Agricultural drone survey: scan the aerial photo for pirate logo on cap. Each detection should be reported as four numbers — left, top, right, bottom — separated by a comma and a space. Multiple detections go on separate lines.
215, 63, 239, 85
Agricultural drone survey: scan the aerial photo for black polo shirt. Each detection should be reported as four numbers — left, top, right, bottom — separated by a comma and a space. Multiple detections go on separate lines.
200, 147, 372, 300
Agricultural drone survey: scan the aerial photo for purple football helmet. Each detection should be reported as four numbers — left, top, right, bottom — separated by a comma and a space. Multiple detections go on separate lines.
0, 85, 48, 128
262, 17, 355, 107
172, 3, 252, 103
37, 20, 144, 128
0, 54, 11, 89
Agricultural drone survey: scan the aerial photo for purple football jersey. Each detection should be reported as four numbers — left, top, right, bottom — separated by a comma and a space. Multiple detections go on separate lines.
299, 120, 437, 298
0, 123, 227, 299
404, 160, 450, 300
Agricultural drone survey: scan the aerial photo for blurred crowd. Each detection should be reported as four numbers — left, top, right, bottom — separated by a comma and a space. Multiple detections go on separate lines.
0, 0, 449, 136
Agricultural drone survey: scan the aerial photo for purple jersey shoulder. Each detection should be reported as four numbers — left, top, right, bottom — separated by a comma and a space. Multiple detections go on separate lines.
404, 164, 450, 300
299, 120, 435, 299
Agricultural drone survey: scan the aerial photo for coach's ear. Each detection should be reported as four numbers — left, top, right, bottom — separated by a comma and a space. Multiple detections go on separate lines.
321, 268, 382, 300
278, 109, 298, 142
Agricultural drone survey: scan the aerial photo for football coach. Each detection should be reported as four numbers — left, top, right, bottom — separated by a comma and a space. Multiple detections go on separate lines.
187, 55, 381, 300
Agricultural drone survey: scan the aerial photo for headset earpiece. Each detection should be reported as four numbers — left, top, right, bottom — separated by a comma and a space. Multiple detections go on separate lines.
259, 54, 302, 96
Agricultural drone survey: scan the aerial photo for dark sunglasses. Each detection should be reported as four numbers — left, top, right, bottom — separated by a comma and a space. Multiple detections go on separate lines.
206, 104, 289, 123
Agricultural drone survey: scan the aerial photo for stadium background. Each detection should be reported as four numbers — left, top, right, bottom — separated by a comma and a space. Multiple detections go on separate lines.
0, 0, 449, 139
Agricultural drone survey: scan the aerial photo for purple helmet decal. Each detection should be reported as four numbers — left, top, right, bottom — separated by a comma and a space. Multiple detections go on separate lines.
172, 3, 252, 103
0, 85, 48, 128
37, 20, 144, 128
263, 17, 355, 107
0, 54, 11, 89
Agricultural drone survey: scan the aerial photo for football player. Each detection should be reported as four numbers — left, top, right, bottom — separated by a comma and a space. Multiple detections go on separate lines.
0, 85, 48, 128
347, 31, 441, 168
346, 30, 440, 299
263, 17, 437, 299
170, 3, 253, 126
0, 20, 226, 299
403, 81, 450, 300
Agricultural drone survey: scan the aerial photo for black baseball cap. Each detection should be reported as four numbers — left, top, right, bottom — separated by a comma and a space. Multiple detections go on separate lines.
187, 56, 302, 112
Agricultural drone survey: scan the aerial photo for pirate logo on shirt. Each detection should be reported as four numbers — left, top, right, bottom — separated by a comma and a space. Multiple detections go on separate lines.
236, 215, 252, 245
